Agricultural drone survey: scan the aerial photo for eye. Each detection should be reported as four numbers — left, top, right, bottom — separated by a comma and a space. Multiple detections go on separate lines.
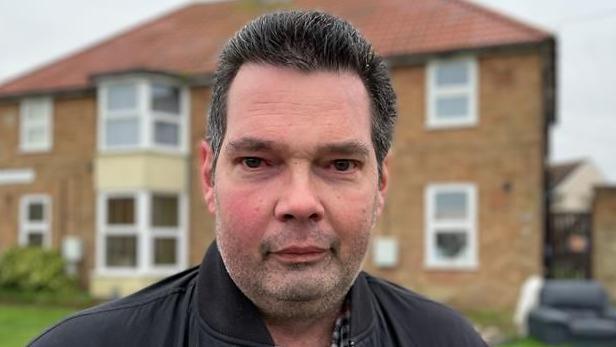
332, 159, 354, 172
242, 157, 263, 169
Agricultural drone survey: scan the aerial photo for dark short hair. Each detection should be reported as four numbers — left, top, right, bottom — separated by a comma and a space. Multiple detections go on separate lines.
207, 10, 397, 178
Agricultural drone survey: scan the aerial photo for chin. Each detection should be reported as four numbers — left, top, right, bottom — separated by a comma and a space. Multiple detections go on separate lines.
264, 265, 352, 302
258, 279, 350, 320
269, 279, 334, 301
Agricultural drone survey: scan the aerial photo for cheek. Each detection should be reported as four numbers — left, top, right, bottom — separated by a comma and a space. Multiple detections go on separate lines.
216, 187, 271, 248
328, 189, 377, 238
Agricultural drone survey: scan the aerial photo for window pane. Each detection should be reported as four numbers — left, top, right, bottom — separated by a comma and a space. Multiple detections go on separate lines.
436, 95, 468, 119
106, 235, 137, 267
26, 127, 46, 144
154, 121, 179, 146
435, 191, 467, 220
27, 233, 44, 247
107, 197, 135, 225
105, 118, 139, 146
28, 202, 44, 221
436, 231, 468, 260
152, 195, 178, 227
436, 61, 469, 86
24, 99, 49, 121
154, 238, 177, 265
151, 84, 180, 114
26, 106, 46, 122
107, 84, 137, 111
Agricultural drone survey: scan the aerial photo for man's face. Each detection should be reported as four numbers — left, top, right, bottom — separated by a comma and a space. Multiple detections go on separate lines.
201, 63, 389, 317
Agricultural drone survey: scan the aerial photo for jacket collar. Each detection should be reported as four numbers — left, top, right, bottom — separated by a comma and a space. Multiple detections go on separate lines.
196, 242, 375, 344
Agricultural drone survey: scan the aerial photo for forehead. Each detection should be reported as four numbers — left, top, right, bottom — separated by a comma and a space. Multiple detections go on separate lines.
225, 63, 372, 146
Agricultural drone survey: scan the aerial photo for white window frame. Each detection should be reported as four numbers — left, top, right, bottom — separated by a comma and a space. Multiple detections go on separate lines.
97, 192, 141, 274
97, 76, 189, 154
19, 194, 52, 248
425, 183, 478, 270
150, 193, 184, 270
150, 83, 184, 150
96, 190, 188, 276
426, 57, 478, 129
0, 168, 35, 185
20, 97, 53, 152
99, 80, 144, 151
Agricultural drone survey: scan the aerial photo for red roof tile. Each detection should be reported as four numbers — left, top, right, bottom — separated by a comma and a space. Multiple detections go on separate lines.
0, 0, 551, 97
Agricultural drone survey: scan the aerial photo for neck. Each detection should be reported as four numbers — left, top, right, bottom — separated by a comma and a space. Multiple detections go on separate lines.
264, 306, 341, 347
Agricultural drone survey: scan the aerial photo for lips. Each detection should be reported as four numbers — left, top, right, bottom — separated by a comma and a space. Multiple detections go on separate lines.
270, 246, 328, 263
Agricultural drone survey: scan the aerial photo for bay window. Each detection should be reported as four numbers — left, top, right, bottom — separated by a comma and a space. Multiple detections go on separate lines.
98, 78, 187, 152
98, 191, 186, 274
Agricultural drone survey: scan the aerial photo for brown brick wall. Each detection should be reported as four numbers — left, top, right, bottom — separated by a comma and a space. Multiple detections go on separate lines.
364, 50, 546, 310
188, 87, 216, 266
592, 186, 616, 299
0, 95, 97, 287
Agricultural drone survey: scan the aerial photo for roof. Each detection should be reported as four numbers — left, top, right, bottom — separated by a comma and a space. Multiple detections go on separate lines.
549, 160, 583, 189
0, 0, 552, 98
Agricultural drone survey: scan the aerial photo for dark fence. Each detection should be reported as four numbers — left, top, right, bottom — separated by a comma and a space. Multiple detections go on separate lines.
546, 212, 592, 279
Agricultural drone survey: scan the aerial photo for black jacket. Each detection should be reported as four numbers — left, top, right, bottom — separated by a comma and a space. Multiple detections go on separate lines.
30, 243, 487, 346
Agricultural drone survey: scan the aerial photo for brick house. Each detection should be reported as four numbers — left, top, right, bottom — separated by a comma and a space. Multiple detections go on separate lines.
0, 0, 555, 310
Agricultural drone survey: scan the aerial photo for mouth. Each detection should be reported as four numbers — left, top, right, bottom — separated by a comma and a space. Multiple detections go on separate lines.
269, 246, 329, 263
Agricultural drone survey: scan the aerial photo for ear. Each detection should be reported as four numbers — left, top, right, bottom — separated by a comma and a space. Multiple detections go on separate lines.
200, 140, 217, 214
376, 152, 391, 217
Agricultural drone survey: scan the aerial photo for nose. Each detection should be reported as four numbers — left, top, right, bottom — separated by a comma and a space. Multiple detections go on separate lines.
274, 167, 324, 223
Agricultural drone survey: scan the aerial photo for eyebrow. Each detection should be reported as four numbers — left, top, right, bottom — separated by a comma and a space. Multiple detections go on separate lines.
226, 137, 275, 153
225, 137, 371, 159
316, 140, 371, 159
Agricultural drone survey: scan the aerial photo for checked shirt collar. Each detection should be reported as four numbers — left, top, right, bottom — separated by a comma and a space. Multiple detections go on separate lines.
330, 295, 352, 347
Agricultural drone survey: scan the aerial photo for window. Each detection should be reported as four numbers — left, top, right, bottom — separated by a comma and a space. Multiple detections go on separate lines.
20, 195, 51, 247
98, 191, 186, 274
99, 79, 186, 152
151, 84, 181, 146
20, 98, 52, 152
425, 184, 477, 269
151, 194, 179, 266
104, 83, 140, 147
427, 57, 477, 128
103, 195, 138, 268
106, 235, 137, 267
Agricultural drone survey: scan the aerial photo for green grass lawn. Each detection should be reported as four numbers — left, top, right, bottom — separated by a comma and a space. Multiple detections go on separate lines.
0, 304, 75, 347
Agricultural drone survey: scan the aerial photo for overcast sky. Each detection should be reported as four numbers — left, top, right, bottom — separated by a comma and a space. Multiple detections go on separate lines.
1, 0, 614, 182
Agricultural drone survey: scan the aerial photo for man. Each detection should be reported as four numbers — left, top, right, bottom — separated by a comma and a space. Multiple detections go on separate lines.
31, 11, 487, 347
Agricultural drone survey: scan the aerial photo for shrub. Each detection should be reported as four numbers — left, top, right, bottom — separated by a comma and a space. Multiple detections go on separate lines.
0, 247, 76, 292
